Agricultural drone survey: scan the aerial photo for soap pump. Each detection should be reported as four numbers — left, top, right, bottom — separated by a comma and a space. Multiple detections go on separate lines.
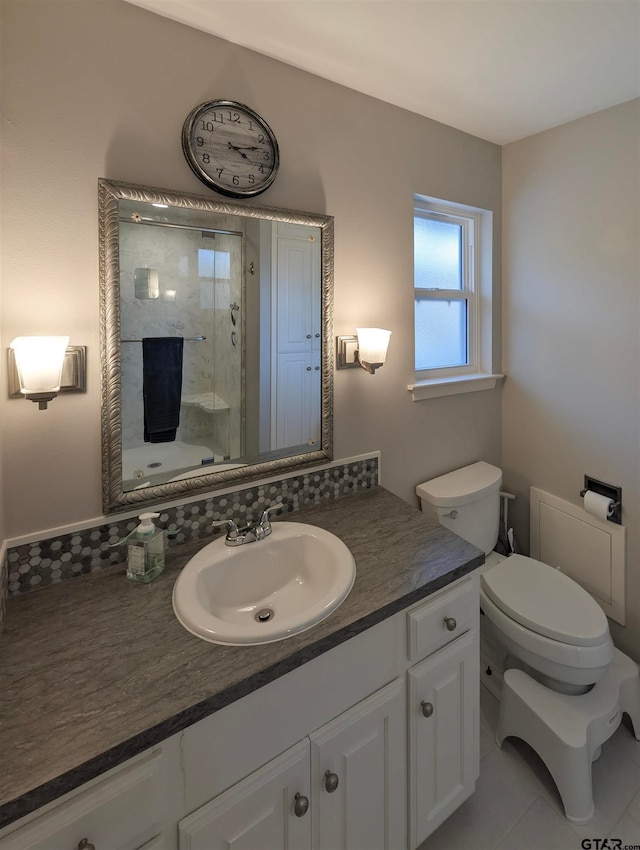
126, 512, 165, 583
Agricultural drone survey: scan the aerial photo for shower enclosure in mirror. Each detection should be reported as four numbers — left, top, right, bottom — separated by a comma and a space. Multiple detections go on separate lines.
99, 179, 334, 513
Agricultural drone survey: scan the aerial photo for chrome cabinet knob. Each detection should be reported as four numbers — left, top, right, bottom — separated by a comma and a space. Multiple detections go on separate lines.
444, 616, 457, 632
421, 700, 434, 718
78, 840, 96, 850
324, 770, 339, 793
294, 792, 309, 817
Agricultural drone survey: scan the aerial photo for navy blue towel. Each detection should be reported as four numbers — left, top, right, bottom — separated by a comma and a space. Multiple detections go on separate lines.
142, 337, 184, 443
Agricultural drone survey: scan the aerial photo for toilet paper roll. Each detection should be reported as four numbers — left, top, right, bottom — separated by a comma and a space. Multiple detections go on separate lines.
583, 490, 614, 520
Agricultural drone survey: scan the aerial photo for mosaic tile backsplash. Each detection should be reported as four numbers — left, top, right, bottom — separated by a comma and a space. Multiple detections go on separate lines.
5, 457, 378, 597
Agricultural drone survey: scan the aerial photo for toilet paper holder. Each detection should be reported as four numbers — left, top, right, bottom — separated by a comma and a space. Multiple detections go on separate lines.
580, 475, 622, 524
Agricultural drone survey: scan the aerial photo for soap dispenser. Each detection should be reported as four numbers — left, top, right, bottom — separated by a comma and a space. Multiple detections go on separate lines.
127, 512, 165, 583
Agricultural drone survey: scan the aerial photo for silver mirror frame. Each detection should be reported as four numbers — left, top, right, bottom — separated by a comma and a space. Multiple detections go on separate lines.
99, 178, 334, 513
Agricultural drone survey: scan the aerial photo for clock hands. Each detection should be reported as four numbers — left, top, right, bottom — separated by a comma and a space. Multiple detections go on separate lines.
227, 142, 261, 160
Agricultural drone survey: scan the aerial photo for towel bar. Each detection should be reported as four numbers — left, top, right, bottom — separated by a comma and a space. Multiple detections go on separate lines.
121, 336, 207, 343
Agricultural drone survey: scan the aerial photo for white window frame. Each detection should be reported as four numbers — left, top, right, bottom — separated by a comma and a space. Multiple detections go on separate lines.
409, 195, 502, 401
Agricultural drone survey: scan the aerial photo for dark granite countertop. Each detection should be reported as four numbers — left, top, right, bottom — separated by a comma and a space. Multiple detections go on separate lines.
0, 486, 483, 830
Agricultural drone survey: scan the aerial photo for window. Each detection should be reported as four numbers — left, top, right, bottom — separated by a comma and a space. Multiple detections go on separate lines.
198, 248, 230, 280
198, 247, 231, 310
409, 196, 501, 400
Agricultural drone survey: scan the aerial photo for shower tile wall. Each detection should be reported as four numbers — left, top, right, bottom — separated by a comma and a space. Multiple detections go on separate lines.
119, 217, 243, 463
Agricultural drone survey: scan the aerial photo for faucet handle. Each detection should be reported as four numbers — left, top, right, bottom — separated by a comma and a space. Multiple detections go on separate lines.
260, 502, 285, 528
212, 518, 239, 539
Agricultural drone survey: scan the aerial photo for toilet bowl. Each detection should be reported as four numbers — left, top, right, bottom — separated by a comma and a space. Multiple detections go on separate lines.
480, 554, 613, 694
416, 462, 613, 694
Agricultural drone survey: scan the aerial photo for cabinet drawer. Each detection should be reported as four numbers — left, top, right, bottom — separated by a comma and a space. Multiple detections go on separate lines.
407, 575, 478, 663
0, 750, 164, 850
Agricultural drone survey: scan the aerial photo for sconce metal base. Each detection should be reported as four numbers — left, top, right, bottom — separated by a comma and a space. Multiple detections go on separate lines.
24, 392, 57, 410
7, 346, 87, 399
336, 335, 360, 369
359, 360, 384, 374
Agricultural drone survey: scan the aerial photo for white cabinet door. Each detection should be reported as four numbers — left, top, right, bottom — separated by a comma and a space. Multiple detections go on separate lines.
273, 352, 320, 450
272, 223, 321, 450
0, 736, 184, 850
0, 750, 166, 850
408, 629, 479, 849
275, 237, 318, 355
310, 678, 406, 850
178, 740, 311, 850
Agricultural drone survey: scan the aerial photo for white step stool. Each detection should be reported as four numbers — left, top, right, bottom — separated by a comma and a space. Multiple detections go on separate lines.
496, 648, 640, 824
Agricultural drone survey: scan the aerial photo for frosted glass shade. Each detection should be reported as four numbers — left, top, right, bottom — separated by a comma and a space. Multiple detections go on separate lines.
10, 336, 69, 393
356, 328, 391, 372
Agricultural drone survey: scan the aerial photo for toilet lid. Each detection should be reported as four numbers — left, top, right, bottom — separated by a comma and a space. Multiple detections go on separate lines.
480, 554, 609, 647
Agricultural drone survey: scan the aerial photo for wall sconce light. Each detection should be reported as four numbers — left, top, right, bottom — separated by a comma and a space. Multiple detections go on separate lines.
8, 337, 86, 410
336, 328, 392, 374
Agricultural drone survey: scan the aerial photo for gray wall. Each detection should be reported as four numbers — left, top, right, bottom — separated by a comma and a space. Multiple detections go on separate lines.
501, 99, 640, 661
1, 0, 502, 539
2, 1, 637, 660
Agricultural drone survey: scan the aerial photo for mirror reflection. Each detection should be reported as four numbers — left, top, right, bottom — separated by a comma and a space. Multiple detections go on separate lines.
99, 180, 334, 512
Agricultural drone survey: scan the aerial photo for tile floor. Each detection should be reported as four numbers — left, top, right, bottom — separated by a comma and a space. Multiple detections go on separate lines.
422, 684, 640, 850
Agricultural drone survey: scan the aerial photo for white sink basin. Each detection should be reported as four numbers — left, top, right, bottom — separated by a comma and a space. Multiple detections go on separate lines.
172, 522, 356, 645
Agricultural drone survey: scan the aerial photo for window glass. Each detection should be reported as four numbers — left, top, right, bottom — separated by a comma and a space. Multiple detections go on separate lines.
410, 195, 495, 398
198, 248, 215, 278
414, 298, 468, 370
198, 248, 231, 280
414, 217, 462, 291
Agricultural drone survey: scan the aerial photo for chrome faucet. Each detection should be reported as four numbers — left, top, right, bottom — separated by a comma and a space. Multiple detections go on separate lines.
212, 502, 285, 546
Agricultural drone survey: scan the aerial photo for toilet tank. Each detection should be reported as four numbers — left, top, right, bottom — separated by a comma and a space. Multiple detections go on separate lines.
416, 461, 502, 555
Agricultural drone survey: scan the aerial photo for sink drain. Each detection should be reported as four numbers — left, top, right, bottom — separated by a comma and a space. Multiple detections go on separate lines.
255, 608, 274, 623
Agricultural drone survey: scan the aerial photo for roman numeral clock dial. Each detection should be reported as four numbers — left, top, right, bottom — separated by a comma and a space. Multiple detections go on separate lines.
182, 100, 280, 198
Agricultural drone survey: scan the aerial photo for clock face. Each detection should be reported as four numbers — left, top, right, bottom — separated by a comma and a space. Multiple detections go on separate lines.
182, 100, 279, 198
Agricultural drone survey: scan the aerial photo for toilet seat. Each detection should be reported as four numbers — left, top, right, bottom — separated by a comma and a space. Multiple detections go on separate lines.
481, 554, 609, 647
479, 589, 614, 674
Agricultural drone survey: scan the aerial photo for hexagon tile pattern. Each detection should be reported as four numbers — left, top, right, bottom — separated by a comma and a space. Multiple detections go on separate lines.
4, 457, 378, 597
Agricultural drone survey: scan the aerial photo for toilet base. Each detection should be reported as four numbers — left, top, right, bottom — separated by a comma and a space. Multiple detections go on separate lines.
496, 648, 640, 824
480, 645, 505, 702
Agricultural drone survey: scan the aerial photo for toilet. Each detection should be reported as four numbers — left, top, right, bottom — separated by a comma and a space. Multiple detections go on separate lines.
416, 461, 615, 694
417, 461, 640, 824
480, 554, 613, 694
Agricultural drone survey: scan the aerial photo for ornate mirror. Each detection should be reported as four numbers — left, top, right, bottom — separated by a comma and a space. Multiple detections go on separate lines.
99, 179, 334, 512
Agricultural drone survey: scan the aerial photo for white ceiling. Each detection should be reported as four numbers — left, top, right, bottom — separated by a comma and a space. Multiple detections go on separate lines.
124, 0, 640, 144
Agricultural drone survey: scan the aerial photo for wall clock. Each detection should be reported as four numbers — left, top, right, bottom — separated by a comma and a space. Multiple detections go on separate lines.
182, 100, 280, 198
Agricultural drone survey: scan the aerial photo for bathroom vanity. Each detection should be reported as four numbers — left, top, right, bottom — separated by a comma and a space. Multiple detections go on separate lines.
0, 487, 483, 850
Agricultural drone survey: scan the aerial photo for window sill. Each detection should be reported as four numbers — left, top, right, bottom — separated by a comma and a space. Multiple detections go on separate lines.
407, 373, 504, 401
